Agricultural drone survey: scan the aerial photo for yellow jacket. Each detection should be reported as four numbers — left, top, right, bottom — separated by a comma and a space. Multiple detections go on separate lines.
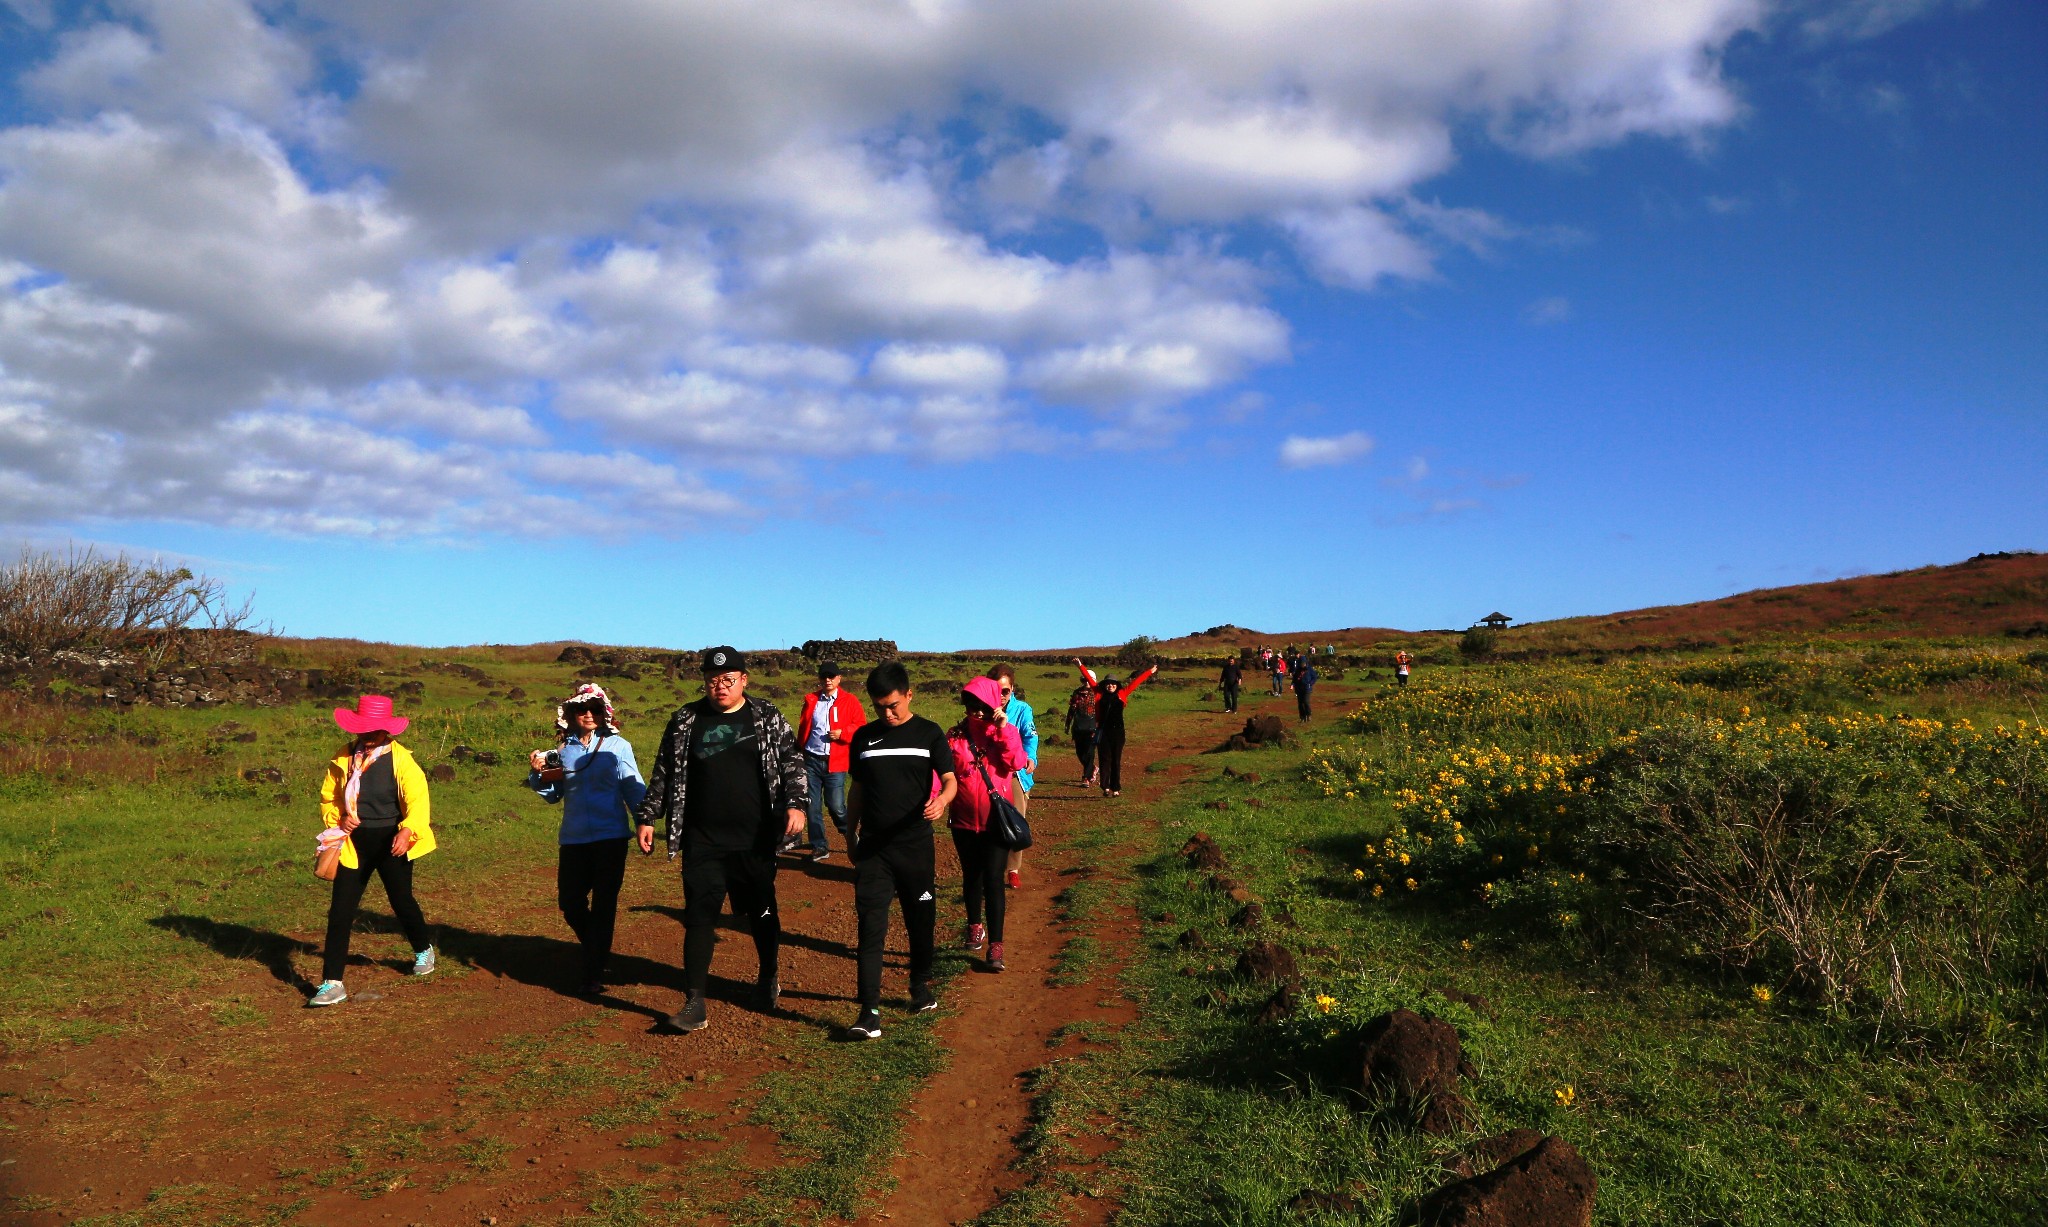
319, 741, 438, 869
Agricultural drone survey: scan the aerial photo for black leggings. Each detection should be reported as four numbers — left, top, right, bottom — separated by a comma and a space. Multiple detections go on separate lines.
1297, 688, 1313, 719
323, 829, 431, 982
559, 838, 628, 983
1072, 728, 1097, 779
854, 837, 937, 1007
1098, 731, 1126, 792
949, 827, 1008, 943
681, 849, 780, 995
1222, 683, 1240, 712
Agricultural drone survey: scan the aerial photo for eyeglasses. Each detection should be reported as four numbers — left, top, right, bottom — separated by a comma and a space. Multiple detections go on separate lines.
999, 687, 1013, 697
706, 674, 745, 689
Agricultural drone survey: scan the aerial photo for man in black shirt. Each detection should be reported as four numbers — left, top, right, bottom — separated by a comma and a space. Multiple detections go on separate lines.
1219, 657, 1242, 713
636, 647, 808, 1033
843, 661, 957, 1039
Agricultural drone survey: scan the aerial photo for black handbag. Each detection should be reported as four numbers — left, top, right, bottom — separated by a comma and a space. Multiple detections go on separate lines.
966, 733, 1033, 850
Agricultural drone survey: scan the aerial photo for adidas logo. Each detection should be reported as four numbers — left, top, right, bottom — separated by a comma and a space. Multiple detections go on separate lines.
917, 890, 934, 902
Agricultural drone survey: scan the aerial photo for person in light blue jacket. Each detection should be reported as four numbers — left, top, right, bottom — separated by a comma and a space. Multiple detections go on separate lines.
985, 665, 1038, 890
527, 684, 647, 995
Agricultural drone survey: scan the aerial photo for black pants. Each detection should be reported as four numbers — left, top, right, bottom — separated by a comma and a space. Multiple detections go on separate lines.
1222, 682, 1239, 712
1072, 728, 1097, 779
322, 827, 431, 982
559, 837, 629, 984
681, 848, 780, 995
1098, 731, 1126, 792
854, 837, 937, 1008
949, 827, 1008, 943
1296, 688, 1313, 720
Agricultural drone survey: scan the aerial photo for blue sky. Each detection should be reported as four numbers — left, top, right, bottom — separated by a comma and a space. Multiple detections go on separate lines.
0, 0, 2041, 650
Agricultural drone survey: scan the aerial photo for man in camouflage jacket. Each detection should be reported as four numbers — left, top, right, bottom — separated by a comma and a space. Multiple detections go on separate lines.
634, 646, 808, 1032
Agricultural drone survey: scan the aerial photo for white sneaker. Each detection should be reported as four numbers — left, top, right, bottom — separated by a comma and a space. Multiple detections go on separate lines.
307, 980, 347, 1007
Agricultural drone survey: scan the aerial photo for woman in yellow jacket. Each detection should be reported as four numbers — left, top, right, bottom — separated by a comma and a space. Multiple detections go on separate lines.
309, 695, 438, 1007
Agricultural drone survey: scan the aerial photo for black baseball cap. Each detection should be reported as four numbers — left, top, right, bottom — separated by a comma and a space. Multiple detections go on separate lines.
818, 660, 842, 679
701, 646, 747, 674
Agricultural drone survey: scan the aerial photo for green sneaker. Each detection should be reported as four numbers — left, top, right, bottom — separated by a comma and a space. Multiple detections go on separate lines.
412, 946, 436, 976
307, 980, 347, 1008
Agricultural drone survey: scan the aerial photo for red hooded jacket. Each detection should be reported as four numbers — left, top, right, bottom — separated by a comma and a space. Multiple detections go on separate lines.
795, 688, 867, 773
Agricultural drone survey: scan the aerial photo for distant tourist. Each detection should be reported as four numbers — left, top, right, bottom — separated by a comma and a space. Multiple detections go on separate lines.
1394, 649, 1413, 687
525, 684, 646, 996
947, 676, 1031, 973
793, 661, 865, 863
1293, 657, 1319, 722
308, 695, 438, 1008
1064, 683, 1099, 787
1269, 652, 1287, 697
635, 648, 809, 1033
1076, 656, 1158, 797
1219, 656, 1242, 713
985, 665, 1038, 890
844, 662, 958, 1038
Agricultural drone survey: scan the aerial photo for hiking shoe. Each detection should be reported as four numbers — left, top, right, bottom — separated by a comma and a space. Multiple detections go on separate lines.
306, 980, 347, 1008
755, 975, 781, 1013
1005, 870, 1022, 891
963, 922, 986, 951
987, 942, 1005, 973
909, 982, 938, 1013
666, 993, 709, 1033
811, 849, 831, 864
412, 946, 436, 976
849, 1009, 883, 1041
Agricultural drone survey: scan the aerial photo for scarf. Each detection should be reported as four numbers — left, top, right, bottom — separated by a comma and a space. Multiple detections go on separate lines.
343, 741, 395, 826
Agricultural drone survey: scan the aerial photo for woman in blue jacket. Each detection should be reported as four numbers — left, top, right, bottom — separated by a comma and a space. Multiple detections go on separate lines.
528, 684, 648, 995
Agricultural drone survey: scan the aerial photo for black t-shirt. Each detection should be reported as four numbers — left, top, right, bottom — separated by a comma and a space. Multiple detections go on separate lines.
1221, 661, 1242, 685
847, 715, 956, 857
685, 703, 771, 853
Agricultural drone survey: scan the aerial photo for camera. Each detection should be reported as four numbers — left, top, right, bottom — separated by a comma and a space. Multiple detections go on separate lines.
536, 747, 564, 783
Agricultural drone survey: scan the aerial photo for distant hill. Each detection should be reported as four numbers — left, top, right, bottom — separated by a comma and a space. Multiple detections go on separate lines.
1506, 551, 2048, 652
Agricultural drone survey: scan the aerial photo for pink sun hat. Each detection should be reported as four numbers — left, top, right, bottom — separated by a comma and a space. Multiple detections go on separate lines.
334, 694, 410, 737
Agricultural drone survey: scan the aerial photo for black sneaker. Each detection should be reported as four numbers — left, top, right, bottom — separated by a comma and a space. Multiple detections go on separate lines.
909, 982, 937, 1013
666, 993, 708, 1032
755, 975, 781, 1012
848, 1009, 883, 1040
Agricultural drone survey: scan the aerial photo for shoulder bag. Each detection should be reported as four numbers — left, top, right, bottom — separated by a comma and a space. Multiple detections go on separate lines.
966, 732, 1033, 851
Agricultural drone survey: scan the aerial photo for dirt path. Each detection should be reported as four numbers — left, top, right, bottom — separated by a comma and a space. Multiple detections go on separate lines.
869, 705, 1224, 1225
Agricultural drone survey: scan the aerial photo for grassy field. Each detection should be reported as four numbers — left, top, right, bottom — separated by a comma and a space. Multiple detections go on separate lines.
5, 635, 2046, 1224
977, 640, 2048, 1225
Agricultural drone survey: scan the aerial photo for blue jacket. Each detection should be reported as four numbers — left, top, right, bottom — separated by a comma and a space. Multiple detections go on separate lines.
1004, 694, 1040, 792
529, 734, 649, 844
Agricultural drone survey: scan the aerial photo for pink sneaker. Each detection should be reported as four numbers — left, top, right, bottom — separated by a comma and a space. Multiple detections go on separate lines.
964, 923, 986, 951
987, 941, 1005, 972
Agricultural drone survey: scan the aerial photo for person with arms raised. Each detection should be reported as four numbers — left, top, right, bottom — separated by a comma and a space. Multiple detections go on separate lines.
636, 648, 808, 1033
1075, 657, 1158, 798
843, 662, 959, 1039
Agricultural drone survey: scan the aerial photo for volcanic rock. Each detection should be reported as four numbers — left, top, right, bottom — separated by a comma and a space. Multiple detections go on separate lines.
1235, 940, 1297, 984
1442, 1129, 1548, 1180
428, 764, 456, 783
1411, 1135, 1596, 1227
1180, 833, 1229, 871
1356, 1008, 1474, 1135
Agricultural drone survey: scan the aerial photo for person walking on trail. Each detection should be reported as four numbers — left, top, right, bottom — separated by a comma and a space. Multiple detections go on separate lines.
525, 684, 646, 997
793, 661, 865, 863
309, 695, 438, 1008
636, 647, 808, 1034
1064, 683, 1099, 787
1269, 651, 1287, 697
844, 662, 958, 1040
985, 665, 1038, 891
948, 676, 1030, 974
1394, 650, 1413, 688
1293, 658, 1320, 722
1219, 656, 1243, 713
1075, 656, 1158, 797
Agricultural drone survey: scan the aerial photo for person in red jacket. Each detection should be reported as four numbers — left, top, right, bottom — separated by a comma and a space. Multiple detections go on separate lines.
1075, 657, 1157, 797
793, 661, 866, 863
947, 676, 1031, 972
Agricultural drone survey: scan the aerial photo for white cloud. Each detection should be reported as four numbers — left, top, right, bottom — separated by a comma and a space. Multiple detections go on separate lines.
1522, 296, 1573, 326
1279, 431, 1376, 469
0, 0, 1891, 538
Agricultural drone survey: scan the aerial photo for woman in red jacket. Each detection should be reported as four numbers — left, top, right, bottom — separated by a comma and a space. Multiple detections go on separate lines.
1075, 657, 1157, 797
946, 677, 1030, 972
